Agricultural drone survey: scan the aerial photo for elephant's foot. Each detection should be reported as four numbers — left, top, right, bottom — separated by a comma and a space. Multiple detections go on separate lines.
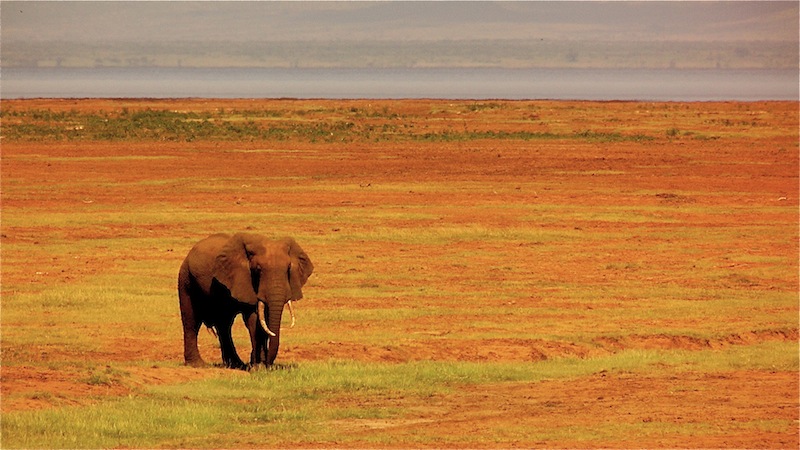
249, 361, 275, 372
185, 357, 208, 368
225, 358, 249, 371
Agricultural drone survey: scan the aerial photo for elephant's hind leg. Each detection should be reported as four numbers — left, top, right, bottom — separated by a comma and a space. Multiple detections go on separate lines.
178, 265, 206, 367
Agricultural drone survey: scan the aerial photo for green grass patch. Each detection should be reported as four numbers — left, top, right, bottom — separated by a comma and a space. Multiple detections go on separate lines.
3, 344, 797, 448
1, 107, 657, 143
1, 398, 226, 449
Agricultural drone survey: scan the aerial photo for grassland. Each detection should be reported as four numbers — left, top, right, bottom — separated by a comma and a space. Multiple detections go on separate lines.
1, 99, 798, 448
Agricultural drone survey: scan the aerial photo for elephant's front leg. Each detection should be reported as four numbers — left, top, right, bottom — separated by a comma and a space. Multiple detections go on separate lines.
243, 311, 265, 367
216, 316, 247, 370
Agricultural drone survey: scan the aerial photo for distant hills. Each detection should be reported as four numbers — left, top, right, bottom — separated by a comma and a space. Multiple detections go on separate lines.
2, 1, 797, 69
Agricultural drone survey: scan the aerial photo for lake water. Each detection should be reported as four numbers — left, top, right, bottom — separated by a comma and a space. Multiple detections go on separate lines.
2, 67, 797, 101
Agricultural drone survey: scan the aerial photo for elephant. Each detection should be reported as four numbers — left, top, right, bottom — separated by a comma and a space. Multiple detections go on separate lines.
177, 233, 313, 369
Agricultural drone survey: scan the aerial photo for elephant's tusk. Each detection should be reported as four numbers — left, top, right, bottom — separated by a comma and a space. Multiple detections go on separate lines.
206, 326, 218, 339
257, 301, 277, 337
287, 300, 296, 328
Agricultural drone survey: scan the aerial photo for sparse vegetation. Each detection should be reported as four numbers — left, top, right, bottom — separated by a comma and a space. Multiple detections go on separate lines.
1, 106, 661, 143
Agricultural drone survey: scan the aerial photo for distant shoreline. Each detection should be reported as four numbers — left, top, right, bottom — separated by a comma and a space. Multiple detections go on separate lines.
3, 66, 797, 102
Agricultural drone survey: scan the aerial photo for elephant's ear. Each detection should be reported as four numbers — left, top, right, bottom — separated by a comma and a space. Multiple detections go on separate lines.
213, 233, 260, 305
285, 237, 313, 301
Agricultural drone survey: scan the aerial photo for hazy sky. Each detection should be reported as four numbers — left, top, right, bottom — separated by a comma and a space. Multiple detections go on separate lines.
3, 1, 798, 43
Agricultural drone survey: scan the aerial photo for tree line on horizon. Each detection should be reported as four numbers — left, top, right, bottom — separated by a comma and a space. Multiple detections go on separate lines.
3, 39, 796, 70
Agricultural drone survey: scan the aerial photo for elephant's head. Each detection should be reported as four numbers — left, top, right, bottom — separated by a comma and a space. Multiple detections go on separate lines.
212, 233, 313, 363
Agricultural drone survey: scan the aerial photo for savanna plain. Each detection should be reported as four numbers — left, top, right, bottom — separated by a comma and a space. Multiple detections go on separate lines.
0, 98, 798, 448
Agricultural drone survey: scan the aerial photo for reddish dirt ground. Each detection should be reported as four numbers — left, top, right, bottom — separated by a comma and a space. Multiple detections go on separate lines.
1, 99, 798, 448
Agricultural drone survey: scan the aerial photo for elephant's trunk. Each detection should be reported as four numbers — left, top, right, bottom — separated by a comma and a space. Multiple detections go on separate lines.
257, 301, 276, 337
266, 300, 284, 365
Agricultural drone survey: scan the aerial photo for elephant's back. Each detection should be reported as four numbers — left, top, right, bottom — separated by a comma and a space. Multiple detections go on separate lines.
191, 233, 230, 254
184, 233, 231, 291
